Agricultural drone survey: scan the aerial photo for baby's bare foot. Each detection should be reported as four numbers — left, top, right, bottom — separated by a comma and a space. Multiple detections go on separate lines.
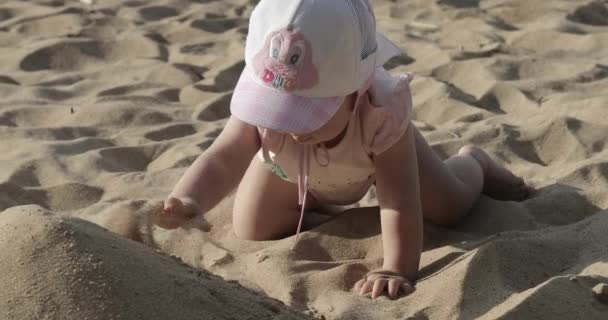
155, 196, 200, 229
459, 145, 532, 201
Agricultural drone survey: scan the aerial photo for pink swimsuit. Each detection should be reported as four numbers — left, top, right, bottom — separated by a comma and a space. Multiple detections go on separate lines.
257, 68, 414, 248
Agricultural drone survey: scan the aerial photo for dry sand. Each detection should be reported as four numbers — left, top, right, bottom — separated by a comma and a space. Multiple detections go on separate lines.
0, 205, 311, 320
1, 0, 608, 319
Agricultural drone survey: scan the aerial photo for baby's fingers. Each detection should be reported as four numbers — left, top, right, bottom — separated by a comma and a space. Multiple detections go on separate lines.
371, 278, 388, 299
155, 212, 181, 229
163, 197, 183, 213
388, 279, 401, 299
358, 279, 374, 296
354, 279, 365, 292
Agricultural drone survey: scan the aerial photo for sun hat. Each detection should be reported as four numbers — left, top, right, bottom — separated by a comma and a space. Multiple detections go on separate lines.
230, 0, 403, 134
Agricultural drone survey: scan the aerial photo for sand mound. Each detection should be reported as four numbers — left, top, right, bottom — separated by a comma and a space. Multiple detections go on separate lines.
0, 205, 311, 320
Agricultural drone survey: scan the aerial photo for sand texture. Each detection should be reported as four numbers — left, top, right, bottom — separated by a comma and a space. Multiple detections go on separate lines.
1, 0, 608, 319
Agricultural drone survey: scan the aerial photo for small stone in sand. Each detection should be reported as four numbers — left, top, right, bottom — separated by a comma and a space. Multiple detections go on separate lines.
592, 283, 608, 304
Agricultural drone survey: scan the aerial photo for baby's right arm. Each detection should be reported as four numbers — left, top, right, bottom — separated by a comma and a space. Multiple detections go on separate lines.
157, 116, 260, 228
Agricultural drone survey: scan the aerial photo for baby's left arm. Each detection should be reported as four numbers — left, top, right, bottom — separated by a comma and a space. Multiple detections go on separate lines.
355, 124, 422, 299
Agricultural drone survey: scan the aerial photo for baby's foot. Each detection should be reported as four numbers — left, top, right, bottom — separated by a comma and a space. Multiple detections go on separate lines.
154, 196, 201, 229
458, 145, 532, 201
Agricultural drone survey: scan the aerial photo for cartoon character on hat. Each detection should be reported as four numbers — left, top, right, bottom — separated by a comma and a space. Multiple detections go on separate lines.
253, 27, 319, 92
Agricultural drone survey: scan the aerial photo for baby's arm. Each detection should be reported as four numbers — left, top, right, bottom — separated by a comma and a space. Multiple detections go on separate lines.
159, 116, 260, 227
355, 124, 422, 299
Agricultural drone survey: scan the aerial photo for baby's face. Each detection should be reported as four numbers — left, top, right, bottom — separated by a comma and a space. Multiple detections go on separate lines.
289, 93, 356, 145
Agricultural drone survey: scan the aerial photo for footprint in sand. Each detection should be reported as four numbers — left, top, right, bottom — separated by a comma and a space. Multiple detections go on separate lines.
124, 0, 144, 7
196, 93, 232, 122
49, 137, 114, 156
98, 84, 160, 97
155, 88, 181, 102
33, 87, 74, 101
7, 164, 42, 187
205, 128, 222, 139
197, 140, 214, 150
144, 124, 197, 141
180, 42, 216, 55
20, 37, 161, 72
488, 59, 520, 81
190, 17, 241, 33
42, 0, 66, 7
19, 126, 98, 141
437, 0, 479, 9
0, 107, 69, 127
191, 0, 222, 4
2, 101, 173, 128
36, 75, 84, 87
41, 182, 105, 211
0, 182, 44, 212
575, 64, 608, 84
568, 1, 608, 26
0, 75, 19, 85
11, 11, 83, 39
557, 23, 588, 35
0, 181, 103, 212
138, 6, 179, 21
97, 145, 159, 173
524, 117, 608, 165
20, 41, 103, 72
384, 54, 415, 70
484, 16, 519, 31
195, 61, 244, 93
0, 8, 14, 22
173, 63, 207, 81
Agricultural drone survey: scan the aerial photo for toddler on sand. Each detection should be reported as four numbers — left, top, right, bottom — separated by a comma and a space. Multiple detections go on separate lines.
156, 0, 530, 300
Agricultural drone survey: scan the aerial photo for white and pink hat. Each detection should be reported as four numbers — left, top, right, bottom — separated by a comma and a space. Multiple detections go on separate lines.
230, 0, 402, 134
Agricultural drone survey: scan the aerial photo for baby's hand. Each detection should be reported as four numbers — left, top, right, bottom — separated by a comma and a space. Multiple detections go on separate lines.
354, 269, 415, 300
154, 196, 201, 229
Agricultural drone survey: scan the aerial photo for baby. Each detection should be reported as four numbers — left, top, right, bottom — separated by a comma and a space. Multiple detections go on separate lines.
156, 0, 530, 300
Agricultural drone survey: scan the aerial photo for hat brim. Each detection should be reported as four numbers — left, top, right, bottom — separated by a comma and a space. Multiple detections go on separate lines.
230, 66, 344, 134
375, 32, 403, 67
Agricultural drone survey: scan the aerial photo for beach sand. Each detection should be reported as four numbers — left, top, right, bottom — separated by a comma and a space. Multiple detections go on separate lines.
1, 0, 608, 319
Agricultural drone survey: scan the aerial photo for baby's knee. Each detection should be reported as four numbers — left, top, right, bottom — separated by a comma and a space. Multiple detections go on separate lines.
423, 195, 474, 226
232, 218, 258, 241
233, 225, 264, 241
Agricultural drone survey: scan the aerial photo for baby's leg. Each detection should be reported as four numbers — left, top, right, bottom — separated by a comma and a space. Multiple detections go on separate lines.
232, 158, 318, 240
413, 127, 529, 225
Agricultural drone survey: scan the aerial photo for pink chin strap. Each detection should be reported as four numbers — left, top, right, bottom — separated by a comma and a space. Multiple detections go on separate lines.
260, 130, 321, 251
259, 71, 376, 252
291, 145, 311, 251
290, 80, 372, 251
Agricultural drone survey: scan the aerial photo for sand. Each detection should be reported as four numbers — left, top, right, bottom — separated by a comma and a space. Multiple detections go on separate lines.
1, 0, 608, 319
0, 206, 311, 320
